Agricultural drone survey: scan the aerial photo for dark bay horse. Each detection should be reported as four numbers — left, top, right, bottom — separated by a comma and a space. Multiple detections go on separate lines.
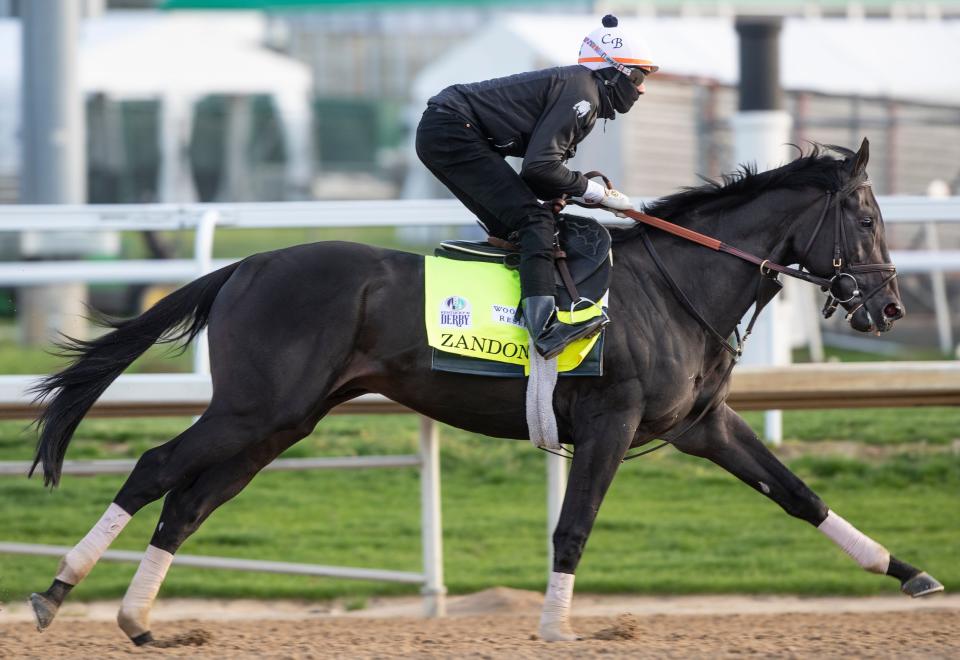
28, 139, 942, 644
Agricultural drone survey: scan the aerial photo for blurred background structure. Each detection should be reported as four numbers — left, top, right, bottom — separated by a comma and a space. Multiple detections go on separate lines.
0, 0, 958, 357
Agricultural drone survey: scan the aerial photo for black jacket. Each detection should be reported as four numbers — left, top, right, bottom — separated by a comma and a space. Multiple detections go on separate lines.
428, 65, 609, 200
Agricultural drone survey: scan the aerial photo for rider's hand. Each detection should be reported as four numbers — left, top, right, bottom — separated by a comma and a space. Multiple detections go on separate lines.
581, 179, 633, 211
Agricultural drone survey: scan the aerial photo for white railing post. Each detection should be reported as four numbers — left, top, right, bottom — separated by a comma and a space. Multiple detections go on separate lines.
925, 222, 954, 356
192, 209, 219, 375
419, 416, 446, 617
545, 452, 567, 575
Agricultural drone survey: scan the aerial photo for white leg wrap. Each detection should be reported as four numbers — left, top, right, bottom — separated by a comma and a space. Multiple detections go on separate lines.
117, 545, 174, 639
539, 571, 579, 641
818, 510, 890, 574
56, 502, 131, 585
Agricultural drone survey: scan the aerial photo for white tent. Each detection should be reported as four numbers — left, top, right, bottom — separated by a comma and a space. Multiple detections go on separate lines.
413, 14, 960, 105
0, 11, 313, 201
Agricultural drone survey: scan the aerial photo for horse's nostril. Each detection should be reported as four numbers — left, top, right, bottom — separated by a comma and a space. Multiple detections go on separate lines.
883, 303, 903, 319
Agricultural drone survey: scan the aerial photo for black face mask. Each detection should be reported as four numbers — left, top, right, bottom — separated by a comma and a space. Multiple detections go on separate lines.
610, 73, 641, 113
595, 68, 641, 116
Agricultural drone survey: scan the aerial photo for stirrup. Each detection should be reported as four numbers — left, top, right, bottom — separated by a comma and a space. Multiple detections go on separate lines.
534, 312, 609, 360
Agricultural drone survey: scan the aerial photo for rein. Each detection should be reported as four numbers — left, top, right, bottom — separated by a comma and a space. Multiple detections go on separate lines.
547, 178, 898, 462
620, 207, 832, 288
619, 187, 898, 325
615, 187, 896, 461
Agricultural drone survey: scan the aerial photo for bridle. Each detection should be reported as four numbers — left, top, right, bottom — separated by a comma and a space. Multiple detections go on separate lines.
794, 184, 898, 327
558, 174, 901, 462
602, 180, 899, 331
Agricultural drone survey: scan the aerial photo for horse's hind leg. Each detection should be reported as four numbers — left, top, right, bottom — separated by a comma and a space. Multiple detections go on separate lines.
29, 408, 294, 631
672, 404, 944, 597
28, 501, 132, 630
116, 427, 308, 645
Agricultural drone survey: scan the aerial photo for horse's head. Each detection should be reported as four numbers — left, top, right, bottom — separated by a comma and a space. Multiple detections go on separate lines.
795, 139, 902, 333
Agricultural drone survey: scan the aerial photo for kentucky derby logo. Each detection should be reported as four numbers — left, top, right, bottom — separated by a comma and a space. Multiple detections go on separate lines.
440, 296, 472, 328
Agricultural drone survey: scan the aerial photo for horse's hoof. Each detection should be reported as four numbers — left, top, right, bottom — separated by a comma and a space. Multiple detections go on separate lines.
130, 631, 155, 647
29, 592, 59, 631
902, 572, 945, 598
539, 623, 582, 642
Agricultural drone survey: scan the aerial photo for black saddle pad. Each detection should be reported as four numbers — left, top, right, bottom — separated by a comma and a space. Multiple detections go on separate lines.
436, 213, 612, 309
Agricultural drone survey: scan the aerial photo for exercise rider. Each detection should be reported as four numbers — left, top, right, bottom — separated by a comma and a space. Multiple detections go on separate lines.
416, 14, 657, 359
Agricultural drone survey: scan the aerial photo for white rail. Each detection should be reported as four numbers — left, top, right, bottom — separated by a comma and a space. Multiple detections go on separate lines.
1, 196, 959, 229
0, 543, 426, 585
0, 199, 956, 284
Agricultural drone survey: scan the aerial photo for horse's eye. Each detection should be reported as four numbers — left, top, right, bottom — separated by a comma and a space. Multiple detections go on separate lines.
860, 216, 874, 228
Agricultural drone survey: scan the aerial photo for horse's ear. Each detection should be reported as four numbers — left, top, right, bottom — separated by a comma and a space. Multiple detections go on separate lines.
849, 138, 870, 176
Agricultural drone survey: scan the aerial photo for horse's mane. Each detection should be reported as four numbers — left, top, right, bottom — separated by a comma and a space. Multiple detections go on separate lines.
611, 143, 856, 244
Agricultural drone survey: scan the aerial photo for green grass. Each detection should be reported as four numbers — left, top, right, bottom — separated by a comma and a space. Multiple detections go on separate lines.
0, 413, 957, 605
115, 226, 439, 261
0, 297, 956, 604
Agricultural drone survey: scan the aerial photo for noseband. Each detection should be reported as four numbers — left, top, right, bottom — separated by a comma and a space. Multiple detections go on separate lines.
796, 186, 898, 327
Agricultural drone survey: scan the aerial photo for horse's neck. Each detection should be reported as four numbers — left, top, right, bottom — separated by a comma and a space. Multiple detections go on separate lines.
622, 193, 805, 341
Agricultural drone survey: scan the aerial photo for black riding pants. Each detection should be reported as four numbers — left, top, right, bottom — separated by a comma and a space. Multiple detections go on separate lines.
415, 105, 556, 299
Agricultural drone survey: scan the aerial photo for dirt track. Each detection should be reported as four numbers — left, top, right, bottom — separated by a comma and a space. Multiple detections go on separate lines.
2, 592, 958, 659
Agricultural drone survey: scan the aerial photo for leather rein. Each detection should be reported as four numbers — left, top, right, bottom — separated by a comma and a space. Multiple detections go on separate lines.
561, 176, 898, 461
608, 182, 898, 329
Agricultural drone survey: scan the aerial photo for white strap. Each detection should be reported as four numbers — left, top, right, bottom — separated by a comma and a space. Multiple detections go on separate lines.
526, 338, 560, 451
818, 510, 890, 574
56, 502, 131, 585
539, 571, 579, 641
118, 545, 175, 638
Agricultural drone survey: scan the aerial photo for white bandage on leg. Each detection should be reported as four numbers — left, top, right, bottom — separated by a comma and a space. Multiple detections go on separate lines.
117, 545, 174, 639
539, 571, 579, 641
818, 510, 890, 574
56, 502, 131, 585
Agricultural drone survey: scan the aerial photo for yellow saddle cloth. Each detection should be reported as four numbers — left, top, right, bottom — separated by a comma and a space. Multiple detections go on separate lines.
424, 256, 603, 373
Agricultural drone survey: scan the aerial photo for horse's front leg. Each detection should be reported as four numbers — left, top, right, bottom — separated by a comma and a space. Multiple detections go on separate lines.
672, 404, 944, 597
540, 411, 638, 642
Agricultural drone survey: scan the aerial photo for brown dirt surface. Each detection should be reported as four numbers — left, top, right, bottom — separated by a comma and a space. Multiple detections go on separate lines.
1, 593, 958, 659
1, 609, 958, 659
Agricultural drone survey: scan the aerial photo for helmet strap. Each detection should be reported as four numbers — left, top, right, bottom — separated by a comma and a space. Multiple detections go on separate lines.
582, 36, 634, 78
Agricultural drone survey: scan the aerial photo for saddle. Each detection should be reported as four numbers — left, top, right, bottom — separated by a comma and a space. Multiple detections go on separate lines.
435, 213, 612, 310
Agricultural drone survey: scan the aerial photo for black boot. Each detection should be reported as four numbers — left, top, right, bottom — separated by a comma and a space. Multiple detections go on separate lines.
523, 296, 608, 361
521, 296, 556, 341
535, 312, 608, 360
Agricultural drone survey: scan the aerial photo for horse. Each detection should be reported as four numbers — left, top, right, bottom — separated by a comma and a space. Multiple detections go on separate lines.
26, 138, 943, 645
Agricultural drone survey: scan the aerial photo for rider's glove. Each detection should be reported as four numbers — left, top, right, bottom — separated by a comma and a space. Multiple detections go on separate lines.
580, 179, 633, 211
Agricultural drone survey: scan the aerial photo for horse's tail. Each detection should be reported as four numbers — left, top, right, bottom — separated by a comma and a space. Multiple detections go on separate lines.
29, 261, 243, 487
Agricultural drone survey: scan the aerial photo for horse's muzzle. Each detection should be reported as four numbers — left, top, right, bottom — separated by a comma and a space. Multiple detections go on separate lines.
883, 302, 904, 321
849, 296, 904, 334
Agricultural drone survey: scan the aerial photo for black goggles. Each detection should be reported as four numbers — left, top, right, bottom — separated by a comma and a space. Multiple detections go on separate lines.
627, 67, 648, 86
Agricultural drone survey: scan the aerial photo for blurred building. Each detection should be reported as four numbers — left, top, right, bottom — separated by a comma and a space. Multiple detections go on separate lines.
0, 10, 312, 205
404, 14, 960, 199
5, 3, 958, 204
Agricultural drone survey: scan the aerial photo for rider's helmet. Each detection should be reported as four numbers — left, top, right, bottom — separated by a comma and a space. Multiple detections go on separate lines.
578, 14, 658, 85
